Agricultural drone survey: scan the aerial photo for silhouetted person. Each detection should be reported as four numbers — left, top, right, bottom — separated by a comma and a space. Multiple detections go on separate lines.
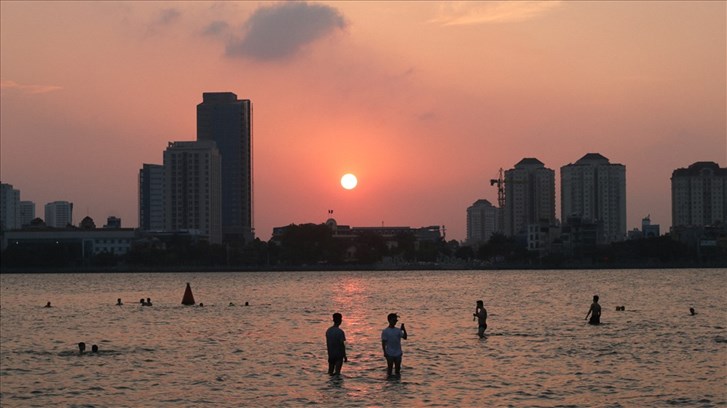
146, 298, 152, 306
245, 302, 249, 306
116, 298, 123, 306
78, 342, 86, 354
585, 295, 602, 325
229, 302, 235, 306
44, 302, 52, 308
199, 303, 204, 307
382, 313, 407, 376
140, 298, 145, 306
91, 344, 98, 353
325, 313, 347, 375
690, 307, 696, 316
473, 300, 488, 338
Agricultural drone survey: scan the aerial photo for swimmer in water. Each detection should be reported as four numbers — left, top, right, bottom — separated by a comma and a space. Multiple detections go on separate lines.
116, 298, 123, 306
146, 298, 153, 306
78, 342, 86, 354
44, 301, 52, 308
91, 345, 98, 353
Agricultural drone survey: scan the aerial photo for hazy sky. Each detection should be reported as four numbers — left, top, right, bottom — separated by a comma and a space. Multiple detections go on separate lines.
1, 1, 725, 241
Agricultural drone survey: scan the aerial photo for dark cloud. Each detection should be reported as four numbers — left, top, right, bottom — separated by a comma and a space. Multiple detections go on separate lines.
157, 8, 181, 25
203, 20, 229, 36
226, 2, 346, 61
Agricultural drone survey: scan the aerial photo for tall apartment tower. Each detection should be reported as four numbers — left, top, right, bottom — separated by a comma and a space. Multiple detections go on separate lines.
0, 183, 21, 231
466, 199, 500, 245
45, 201, 73, 228
561, 153, 626, 243
139, 163, 165, 231
671, 161, 727, 227
163, 141, 222, 244
503, 158, 556, 236
19, 201, 35, 227
197, 92, 253, 243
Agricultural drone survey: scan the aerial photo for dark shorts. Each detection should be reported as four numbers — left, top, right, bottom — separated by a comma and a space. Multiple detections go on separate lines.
385, 355, 402, 364
328, 356, 344, 365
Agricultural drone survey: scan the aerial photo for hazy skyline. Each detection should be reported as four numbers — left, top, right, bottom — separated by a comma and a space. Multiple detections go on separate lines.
1, 1, 725, 241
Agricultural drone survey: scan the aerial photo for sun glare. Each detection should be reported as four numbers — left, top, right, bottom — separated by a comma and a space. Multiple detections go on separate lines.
341, 173, 358, 190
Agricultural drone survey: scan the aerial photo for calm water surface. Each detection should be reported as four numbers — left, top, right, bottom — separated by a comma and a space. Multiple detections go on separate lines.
1, 269, 725, 407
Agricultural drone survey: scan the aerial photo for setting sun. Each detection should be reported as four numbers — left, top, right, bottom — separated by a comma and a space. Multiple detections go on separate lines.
341, 173, 358, 190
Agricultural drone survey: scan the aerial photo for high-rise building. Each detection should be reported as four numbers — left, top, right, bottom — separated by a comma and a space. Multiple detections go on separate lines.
466, 199, 500, 245
561, 153, 626, 243
139, 163, 165, 231
671, 161, 727, 227
197, 92, 253, 243
45, 201, 73, 228
19, 201, 35, 227
503, 158, 555, 236
163, 141, 222, 244
1, 183, 21, 231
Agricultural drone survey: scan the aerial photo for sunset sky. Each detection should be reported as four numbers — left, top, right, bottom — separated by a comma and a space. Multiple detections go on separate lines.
1, 1, 725, 241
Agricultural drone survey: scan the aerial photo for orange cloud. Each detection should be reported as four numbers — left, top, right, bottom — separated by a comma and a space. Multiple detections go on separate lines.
0, 79, 63, 94
430, 1, 561, 26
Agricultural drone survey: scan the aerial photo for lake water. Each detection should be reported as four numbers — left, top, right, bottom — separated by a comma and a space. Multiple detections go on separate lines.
1, 269, 725, 407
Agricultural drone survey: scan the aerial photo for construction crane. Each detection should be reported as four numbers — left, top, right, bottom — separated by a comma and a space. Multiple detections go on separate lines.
490, 168, 505, 210
490, 168, 505, 234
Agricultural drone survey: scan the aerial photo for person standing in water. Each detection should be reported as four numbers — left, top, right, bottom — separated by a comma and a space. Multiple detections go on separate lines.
381, 313, 407, 376
473, 300, 488, 338
585, 295, 602, 325
325, 313, 347, 375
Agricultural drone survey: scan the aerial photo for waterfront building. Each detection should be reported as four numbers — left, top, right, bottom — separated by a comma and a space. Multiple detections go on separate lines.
561, 153, 626, 243
671, 161, 727, 227
163, 140, 222, 244
19, 201, 35, 227
0, 183, 21, 231
1, 226, 135, 256
272, 219, 442, 249
44, 201, 73, 228
197, 92, 253, 243
139, 163, 165, 231
503, 158, 556, 237
466, 199, 500, 245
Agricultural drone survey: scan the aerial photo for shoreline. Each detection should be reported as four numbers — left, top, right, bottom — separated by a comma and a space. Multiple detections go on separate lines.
1, 261, 725, 274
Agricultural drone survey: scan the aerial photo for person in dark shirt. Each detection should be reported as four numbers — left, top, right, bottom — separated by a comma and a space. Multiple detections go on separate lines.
585, 295, 602, 325
325, 313, 347, 375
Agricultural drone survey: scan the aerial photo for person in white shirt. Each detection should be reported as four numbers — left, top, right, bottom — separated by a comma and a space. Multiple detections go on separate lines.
381, 313, 407, 376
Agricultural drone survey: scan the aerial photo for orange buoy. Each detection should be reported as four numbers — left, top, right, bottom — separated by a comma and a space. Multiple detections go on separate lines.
181, 282, 196, 305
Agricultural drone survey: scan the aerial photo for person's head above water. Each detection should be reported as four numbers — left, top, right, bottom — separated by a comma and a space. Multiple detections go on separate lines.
91, 344, 98, 353
78, 342, 86, 353
332, 313, 342, 325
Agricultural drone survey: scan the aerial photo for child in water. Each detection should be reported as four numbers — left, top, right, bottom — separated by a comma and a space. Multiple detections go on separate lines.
585, 295, 602, 325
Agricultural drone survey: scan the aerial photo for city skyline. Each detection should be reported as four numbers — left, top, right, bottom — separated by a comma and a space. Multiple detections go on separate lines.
1, 1, 725, 241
